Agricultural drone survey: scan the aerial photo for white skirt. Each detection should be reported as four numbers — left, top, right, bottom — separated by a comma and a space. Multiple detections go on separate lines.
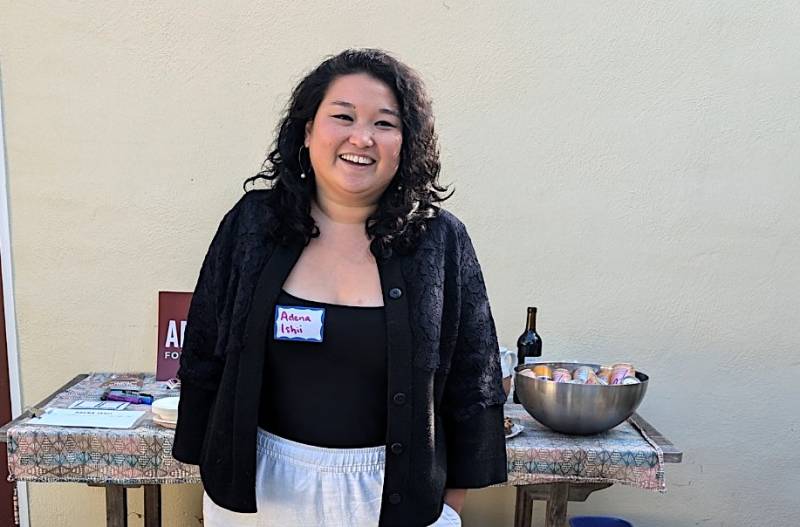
202, 428, 462, 527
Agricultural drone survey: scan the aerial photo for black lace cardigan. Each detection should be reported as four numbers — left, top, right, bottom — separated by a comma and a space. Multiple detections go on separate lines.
173, 189, 507, 526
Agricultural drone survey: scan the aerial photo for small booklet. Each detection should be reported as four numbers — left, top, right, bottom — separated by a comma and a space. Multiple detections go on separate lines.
68, 400, 130, 410
28, 408, 146, 429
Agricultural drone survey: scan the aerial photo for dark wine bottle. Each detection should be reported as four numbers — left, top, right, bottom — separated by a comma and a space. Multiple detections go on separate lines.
513, 306, 542, 403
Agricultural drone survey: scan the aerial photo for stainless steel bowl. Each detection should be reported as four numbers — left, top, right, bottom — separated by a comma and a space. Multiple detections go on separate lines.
514, 362, 649, 435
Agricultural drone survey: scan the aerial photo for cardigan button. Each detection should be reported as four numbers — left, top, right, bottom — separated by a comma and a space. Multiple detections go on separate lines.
392, 392, 407, 405
390, 442, 404, 455
388, 493, 402, 505
388, 287, 403, 299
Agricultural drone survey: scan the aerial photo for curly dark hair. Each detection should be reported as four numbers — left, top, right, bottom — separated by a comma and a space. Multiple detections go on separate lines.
243, 48, 451, 258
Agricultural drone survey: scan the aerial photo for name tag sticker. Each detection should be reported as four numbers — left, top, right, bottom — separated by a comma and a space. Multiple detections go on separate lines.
274, 305, 325, 343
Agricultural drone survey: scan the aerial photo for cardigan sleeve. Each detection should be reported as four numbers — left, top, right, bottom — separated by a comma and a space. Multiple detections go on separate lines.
172, 202, 238, 465
442, 223, 508, 488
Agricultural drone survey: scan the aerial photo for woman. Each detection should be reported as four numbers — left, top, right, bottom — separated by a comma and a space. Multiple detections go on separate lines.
173, 49, 507, 527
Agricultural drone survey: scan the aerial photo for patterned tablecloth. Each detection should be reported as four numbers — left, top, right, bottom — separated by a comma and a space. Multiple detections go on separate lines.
6, 373, 664, 491
7, 373, 199, 485
503, 403, 665, 492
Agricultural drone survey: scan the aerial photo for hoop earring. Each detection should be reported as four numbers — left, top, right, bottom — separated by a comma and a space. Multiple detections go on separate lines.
298, 146, 310, 179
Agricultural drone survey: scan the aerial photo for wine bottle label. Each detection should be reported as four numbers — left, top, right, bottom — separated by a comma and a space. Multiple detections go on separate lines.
523, 357, 538, 365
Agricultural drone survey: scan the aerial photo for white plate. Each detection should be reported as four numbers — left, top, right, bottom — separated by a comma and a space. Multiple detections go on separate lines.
151, 397, 180, 421
152, 414, 177, 429
505, 423, 524, 440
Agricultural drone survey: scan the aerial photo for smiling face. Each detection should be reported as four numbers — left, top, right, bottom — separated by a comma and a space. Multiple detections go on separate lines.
304, 73, 403, 207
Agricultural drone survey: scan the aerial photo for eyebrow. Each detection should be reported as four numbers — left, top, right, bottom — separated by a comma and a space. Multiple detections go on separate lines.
329, 100, 401, 118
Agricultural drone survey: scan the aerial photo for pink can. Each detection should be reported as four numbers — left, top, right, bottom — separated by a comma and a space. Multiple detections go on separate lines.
552, 368, 572, 383
609, 363, 635, 385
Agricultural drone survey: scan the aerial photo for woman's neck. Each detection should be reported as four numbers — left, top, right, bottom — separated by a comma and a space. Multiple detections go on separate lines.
312, 194, 376, 226
310, 198, 375, 257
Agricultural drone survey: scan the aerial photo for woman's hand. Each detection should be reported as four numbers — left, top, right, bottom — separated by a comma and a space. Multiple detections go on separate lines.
443, 488, 467, 514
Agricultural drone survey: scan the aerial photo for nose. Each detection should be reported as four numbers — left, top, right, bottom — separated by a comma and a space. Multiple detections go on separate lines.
348, 126, 374, 148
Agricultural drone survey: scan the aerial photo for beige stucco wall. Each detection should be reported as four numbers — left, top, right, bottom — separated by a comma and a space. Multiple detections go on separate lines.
1, 1, 798, 526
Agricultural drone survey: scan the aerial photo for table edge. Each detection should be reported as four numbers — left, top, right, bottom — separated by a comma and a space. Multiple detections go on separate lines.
630, 412, 683, 463
0, 374, 89, 443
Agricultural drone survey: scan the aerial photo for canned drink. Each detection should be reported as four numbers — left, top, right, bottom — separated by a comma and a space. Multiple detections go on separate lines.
572, 366, 595, 384
584, 372, 602, 385
532, 365, 553, 380
610, 363, 635, 385
621, 376, 641, 385
615, 362, 636, 375
597, 366, 613, 384
552, 368, 572, 383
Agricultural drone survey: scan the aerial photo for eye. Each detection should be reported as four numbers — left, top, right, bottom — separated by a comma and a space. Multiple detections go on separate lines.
376, 120, 397, 128
332, 114, 353, 122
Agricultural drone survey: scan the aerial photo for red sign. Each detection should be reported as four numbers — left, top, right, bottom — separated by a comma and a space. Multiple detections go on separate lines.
156, 291, 192, 381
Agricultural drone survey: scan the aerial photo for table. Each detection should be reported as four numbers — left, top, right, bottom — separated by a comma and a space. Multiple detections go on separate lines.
1, 374, 681, 527
502, 404, 682, 527
0, 374, 197, 527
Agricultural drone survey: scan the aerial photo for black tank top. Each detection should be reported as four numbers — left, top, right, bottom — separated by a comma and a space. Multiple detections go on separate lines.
259, 289, 388, 448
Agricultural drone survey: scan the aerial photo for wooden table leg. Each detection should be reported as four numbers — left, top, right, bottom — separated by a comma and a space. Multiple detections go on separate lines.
144, 485, 161, 527
545, 482, 569, 527
105, 485, 127, 527
514, 486, 533, 527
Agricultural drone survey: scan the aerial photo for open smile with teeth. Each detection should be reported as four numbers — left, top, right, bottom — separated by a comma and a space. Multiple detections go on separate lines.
339, 153, 376, 166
